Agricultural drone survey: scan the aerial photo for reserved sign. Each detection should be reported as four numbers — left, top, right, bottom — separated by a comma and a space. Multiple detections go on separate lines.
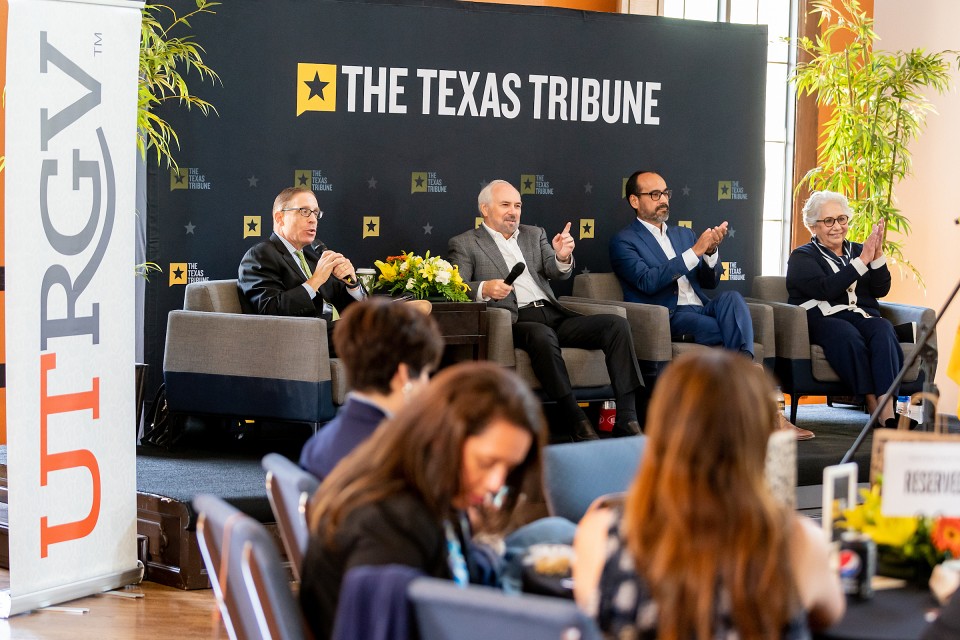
882, 442, 960, 517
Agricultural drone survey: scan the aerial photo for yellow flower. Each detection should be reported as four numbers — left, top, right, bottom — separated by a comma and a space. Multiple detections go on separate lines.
840, 484, 919, 548
374, 259, 398, 281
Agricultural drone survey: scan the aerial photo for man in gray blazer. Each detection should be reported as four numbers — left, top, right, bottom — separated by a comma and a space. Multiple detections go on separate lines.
448, 180, 645, 441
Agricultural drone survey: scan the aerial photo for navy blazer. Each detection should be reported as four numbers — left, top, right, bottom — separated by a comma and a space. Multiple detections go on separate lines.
785, 240, 891, 314
237, 232, 358, 318
609, 219, 722, 311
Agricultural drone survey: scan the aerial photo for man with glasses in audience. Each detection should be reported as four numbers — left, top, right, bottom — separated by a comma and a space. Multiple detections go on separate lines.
610, 170, 754, 357
239, 187, 365, 344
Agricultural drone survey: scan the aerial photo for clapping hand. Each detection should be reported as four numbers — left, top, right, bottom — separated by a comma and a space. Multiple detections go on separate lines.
553, 222, 575, 263
860, 221, 885, 263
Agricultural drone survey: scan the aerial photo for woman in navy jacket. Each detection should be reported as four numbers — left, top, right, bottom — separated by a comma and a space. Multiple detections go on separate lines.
786, 190, 903, 428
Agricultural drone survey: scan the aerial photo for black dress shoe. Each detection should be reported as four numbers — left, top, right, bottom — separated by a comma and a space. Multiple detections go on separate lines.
612, 420, 642, 437
573, 420, 600, 442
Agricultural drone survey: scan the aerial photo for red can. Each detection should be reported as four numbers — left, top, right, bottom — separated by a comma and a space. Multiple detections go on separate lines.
598, 401, 616, 432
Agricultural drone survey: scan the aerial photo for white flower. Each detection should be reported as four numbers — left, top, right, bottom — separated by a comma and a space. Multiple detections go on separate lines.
435, 270, 451, 285
406, 278, 415, 290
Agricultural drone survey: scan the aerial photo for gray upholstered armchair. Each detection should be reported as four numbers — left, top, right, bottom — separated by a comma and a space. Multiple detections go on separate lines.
566, 272, 775, 382
162, 279, 346, 427
750, 275, 936, 423
484, 299, 629, 401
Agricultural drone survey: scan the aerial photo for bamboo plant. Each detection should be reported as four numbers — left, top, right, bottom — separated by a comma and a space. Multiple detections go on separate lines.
791, 0, 958, 281
138, 0, 221, 169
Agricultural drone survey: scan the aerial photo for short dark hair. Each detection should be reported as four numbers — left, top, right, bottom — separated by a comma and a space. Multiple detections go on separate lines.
624, 170, 656, 200
273, 186, 314, 213
333, 298, 444, 394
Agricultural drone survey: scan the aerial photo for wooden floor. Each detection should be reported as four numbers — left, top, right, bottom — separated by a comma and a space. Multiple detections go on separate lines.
0, 572, 223, 639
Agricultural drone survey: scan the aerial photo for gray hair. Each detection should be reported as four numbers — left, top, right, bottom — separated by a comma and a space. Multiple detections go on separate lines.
801, 191, 851, 230
477, 179, 513, 214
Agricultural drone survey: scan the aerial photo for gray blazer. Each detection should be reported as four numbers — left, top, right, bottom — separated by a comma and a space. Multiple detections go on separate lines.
447, 224, 574, 323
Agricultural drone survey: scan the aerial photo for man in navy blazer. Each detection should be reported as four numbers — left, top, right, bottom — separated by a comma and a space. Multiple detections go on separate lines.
238, 187, 365, 344
448, 180, 645, 441
610, 171, 753, 356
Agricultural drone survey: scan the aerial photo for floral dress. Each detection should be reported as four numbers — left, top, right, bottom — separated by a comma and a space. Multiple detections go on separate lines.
586, 507, 811, 640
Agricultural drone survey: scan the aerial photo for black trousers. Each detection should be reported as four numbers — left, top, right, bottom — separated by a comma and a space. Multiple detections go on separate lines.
807, 309, 903, 397
512, 303, 644, 401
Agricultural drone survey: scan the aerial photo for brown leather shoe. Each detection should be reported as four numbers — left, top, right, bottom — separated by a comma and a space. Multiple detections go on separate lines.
778, 414, 814, 440
573, 420, 600, 442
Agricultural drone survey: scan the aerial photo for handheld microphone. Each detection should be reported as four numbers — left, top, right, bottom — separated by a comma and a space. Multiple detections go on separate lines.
312, 241, 358, 286
503, 262, 526, 286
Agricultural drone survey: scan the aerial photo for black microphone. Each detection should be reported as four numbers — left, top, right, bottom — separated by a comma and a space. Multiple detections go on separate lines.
312, 241, 358, 286
503, 262, 526, 286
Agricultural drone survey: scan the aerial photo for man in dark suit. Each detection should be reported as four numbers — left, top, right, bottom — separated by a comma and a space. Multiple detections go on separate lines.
238, 187, 364, 337
448, 179, 645, 441
610, 170, 754, 356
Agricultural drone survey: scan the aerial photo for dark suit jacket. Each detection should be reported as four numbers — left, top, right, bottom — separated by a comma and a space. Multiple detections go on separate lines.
786, 240, 891, 313
237, 233, 358, 318
609, 219, 722, 311
298, 397, 387, 481
447, 224, 573, 323
299, 492, 452, 640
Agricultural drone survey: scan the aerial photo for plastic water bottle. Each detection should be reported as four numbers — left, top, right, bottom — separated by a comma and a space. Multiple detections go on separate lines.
895, 395, 909, 417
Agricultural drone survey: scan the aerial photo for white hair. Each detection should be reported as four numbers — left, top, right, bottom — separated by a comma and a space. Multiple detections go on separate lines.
477, 179, 513, 214
801, 190, 851, 230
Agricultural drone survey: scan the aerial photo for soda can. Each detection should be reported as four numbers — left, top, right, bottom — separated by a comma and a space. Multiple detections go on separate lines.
838, 531, 876, 600
598, 401, 616, 432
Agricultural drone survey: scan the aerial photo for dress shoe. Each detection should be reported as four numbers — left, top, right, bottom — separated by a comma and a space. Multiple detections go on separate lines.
777, 414, 814, 441
573, 420, 600, 442
612, 420, 642, 438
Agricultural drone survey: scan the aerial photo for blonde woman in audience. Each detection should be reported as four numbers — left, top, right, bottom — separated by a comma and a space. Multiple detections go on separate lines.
573, 350, 844, 639
300, 362, 544, 640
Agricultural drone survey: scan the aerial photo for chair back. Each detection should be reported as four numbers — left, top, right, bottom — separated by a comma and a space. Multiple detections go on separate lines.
572, 272, 624, 302
409, 576, 601, 640
751, 275, 789, 304
262, 453, 320, 582
542, 436, 646, 522
238, 513, 308, 640
185, 279, 245, 314
194, 493, 306, 640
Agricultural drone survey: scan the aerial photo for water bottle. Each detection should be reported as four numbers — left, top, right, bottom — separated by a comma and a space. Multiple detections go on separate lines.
895, 395, 909, 417
598, 400, 616, 432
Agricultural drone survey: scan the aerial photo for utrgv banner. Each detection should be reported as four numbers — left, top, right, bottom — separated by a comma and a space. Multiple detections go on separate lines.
145, 0, 766, 389
2, 0, 142, 616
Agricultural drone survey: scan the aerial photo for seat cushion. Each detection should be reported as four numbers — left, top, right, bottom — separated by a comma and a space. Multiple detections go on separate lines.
671, 342, 764, 364
810, 343, 920, 383
513, 348, 611, 390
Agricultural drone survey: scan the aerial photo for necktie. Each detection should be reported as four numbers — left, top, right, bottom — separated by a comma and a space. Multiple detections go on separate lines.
294, 250, 312, 277
296, 250, 338, 320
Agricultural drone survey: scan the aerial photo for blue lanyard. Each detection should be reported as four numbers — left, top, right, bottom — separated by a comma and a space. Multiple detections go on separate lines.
443, 514, 470, 587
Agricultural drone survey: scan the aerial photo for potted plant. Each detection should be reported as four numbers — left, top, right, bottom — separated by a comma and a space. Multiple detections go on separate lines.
791, 0, 958, 281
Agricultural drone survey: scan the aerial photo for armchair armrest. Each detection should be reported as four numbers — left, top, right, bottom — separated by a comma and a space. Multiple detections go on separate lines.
560, 295, 672, 363
746, 302, 776, 360
164, 311, 331, 383
880, 301, 938, 376
485, 307, 517, 368
557, 297, 627, 319
745, 299, 811, 360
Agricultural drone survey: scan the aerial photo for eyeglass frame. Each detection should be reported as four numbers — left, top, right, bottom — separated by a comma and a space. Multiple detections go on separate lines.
815, 215, 849, 228
634, 189, 673, 201
278, 207, 323, 219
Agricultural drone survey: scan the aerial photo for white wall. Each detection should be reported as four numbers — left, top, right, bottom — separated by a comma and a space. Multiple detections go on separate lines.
874, 0, 959, 417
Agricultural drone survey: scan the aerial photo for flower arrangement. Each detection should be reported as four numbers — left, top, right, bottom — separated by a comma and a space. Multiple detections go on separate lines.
373, 251, 471, 302
839, 483, 960, 579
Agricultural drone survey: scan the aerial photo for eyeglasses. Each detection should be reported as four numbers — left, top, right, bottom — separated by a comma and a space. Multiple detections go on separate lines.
816, 215, 849, 227
279, 207, 323, 219
636, 189, 672, 201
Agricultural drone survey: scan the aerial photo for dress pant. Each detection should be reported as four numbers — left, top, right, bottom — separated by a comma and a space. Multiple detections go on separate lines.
807, 309, 903, 397
670, 291, 754, 356
511, 303, 643, 400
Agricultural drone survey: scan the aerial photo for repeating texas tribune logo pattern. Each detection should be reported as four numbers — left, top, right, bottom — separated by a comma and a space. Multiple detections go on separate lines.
170, 167, 212, 191
411, 171, 446, 194
717, 180, 748, 201
520, 174, 553, 195
168, 262, 209, 286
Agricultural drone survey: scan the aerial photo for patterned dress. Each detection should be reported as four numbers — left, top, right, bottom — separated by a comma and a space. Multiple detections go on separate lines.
586, 507, 811, 640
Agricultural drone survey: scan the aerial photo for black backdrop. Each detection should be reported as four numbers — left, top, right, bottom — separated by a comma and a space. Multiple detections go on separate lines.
145, 0, 767, 393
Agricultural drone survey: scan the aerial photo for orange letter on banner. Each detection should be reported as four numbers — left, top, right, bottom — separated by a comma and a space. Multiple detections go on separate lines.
38, 353, 101, 558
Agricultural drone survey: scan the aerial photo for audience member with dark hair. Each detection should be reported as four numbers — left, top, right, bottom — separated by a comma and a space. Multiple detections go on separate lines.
573, 350, 844, 639
300, 362, 544, 640
299, 298, 444, 480
787, 190, 902, 428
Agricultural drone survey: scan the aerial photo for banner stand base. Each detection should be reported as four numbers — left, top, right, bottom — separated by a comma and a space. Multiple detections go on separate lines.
0, 561, 144, 618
